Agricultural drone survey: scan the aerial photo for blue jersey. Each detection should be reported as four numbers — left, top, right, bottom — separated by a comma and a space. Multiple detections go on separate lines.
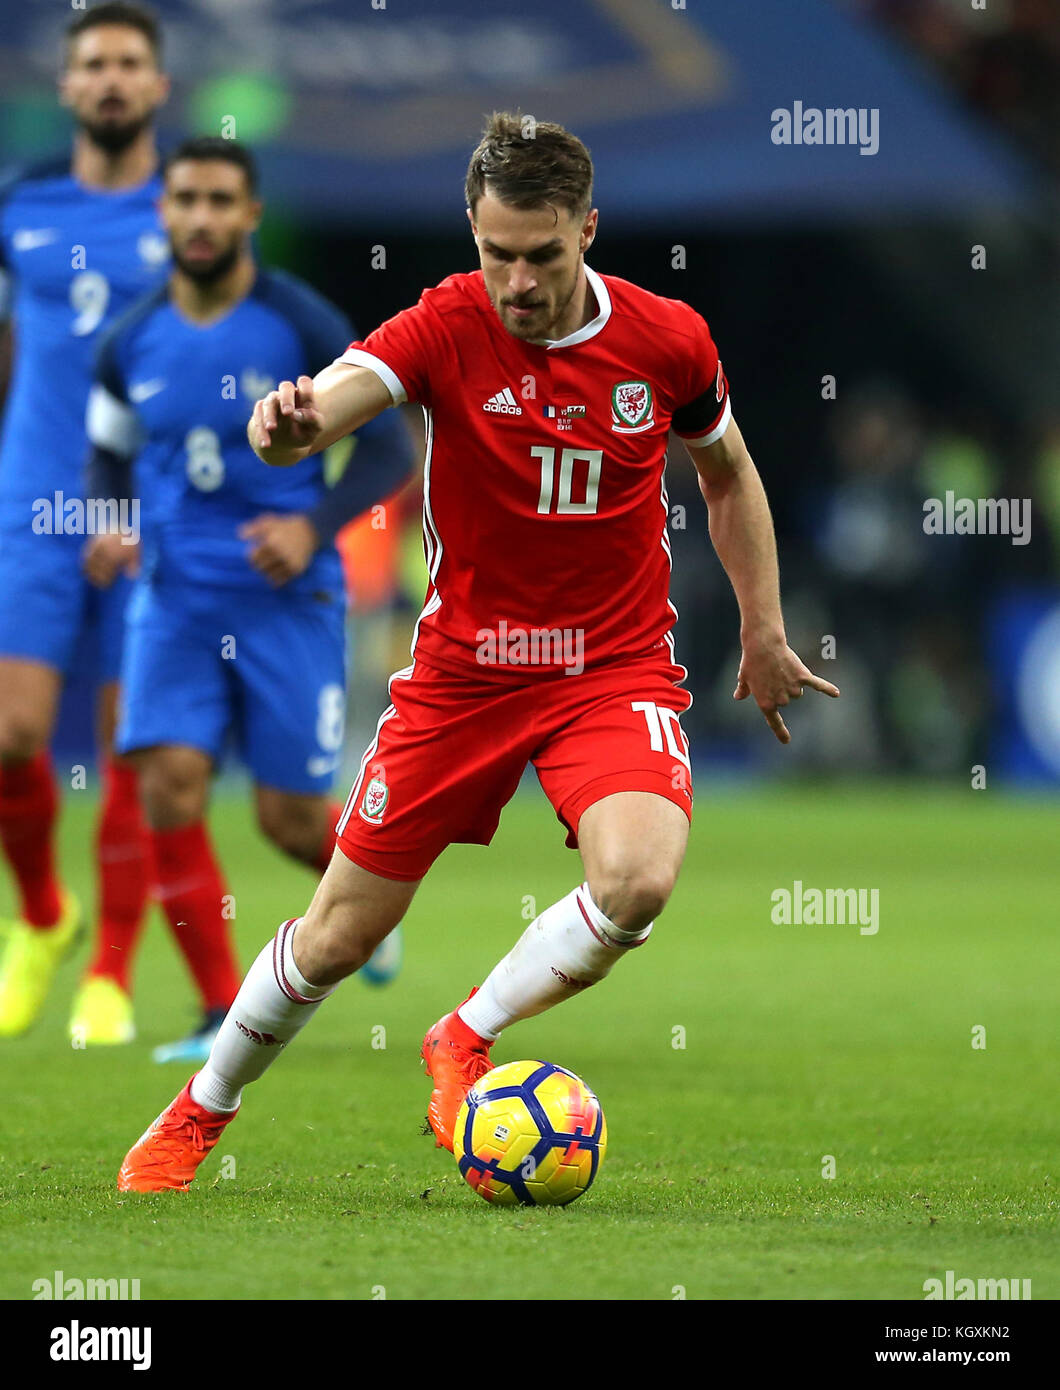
0, 158, 168, 528
89, 267, 397, 597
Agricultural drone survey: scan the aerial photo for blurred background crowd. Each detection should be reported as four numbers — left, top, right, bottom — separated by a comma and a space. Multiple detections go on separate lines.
858, 0, 1060, 179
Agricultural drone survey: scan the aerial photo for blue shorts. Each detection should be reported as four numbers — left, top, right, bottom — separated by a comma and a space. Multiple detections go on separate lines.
117, 579, 347, 795
0, 527, 129, 682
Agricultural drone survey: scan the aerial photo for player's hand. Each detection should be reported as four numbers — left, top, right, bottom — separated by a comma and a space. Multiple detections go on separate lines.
238, 512, 320, 587
733, 631, 839, 744
82, 533, 140, 588
249, 375, 325, 465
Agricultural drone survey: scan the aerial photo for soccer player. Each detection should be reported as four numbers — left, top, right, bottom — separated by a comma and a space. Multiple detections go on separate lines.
84, 137, 414, 1062
117, 114, 839, 1189
0, 3, 170, 1041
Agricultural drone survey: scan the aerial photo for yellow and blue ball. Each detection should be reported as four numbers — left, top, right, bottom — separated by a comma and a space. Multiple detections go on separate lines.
454, 1060, 606, 1206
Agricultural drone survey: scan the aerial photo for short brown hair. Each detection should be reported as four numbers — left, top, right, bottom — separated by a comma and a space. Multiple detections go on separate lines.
465, 112, 593, 220
66, 2, 162, 66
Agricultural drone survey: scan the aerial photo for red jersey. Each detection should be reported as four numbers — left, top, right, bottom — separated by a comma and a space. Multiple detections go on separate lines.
339, 266, 730, 680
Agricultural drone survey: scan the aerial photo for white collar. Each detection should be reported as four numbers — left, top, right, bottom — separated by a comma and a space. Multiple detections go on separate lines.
533, 264, 612, 350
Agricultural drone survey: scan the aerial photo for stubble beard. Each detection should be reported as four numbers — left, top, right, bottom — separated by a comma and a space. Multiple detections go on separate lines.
172, 240, 242, 285
497, 256, 582, 342
79, 109, 153, 156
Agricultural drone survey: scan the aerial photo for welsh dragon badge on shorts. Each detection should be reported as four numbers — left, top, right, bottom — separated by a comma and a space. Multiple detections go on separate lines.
359, 776, 389, 823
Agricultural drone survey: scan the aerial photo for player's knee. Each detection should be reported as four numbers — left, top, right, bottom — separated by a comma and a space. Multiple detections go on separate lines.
0, 708, 50, 760
256, 797, 320, 865
137, 753, 208, 831
295, 900, 382, 985
587, 863, 676, 934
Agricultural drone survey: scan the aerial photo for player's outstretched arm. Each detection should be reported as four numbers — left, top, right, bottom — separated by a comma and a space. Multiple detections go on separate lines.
685, 416, 839, 744
248, 364, 394, 467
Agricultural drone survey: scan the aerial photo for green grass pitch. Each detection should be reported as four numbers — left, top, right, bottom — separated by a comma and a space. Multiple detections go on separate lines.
1, 780, 1056, 1301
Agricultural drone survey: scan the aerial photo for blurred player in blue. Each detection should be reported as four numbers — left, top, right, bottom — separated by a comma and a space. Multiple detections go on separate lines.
83, 138, 414, 1062
0, 3, 170, 1041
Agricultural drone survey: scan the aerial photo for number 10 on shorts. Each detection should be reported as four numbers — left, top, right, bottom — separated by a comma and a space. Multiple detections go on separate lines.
632, 701, 690, 770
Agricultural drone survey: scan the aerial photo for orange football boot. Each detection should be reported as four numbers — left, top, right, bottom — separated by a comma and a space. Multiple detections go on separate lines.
117, 1075, 237, 1192
421, 991, 494, 1152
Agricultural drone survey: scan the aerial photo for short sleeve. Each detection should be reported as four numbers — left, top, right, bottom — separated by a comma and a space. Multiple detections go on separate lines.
336, 292, 444, 408
670, 309, 731, 447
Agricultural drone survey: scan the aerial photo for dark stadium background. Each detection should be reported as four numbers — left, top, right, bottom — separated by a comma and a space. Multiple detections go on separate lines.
2, 0, 1057, 784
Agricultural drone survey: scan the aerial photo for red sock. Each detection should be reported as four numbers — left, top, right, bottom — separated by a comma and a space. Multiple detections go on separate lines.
0, 752, 63, 928
313, 803, 343, 873
150, 821, 241, 1011
87, 760, 150, 990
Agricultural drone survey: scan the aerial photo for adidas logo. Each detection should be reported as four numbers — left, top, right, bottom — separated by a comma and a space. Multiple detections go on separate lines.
235, 1019, 284, 1046
482, 387, 522, 415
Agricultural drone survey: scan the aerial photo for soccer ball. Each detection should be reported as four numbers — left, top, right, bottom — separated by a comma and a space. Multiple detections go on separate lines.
454, 1060, 606, 1206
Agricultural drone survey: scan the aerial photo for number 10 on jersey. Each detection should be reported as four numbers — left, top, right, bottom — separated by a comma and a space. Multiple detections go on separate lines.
533, 446, 602, 515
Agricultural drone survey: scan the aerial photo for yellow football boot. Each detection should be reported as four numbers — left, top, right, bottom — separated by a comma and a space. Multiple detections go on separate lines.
68, 974, 135, 1045
0, 892, 82, 1038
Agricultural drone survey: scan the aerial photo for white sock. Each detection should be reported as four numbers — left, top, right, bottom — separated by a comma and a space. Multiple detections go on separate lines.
458, 883, 652, 1041
191, 919, 334, 1113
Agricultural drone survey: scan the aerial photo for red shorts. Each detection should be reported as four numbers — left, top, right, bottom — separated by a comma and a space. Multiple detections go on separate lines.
336, 652, 693, 881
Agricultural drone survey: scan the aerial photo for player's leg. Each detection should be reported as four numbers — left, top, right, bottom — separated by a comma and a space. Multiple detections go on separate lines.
459, 788, 686, 1027
253, 785, 336, 869
70, 574, 152, 1041
0, 657, 65, 922
253, 784, 403, 985
196, 849, 417, 1106
118, 660, 525, 1189
135, 743, 243, 1060
579, 790, 688, 928
421, 793, 687, 1148
0, 533, 88, 937
114, 581, 242, 1059
68, 674, 151, 1045
0, 657, 82, 1036
241, 590, 403, 987
117, 850, 418, 1191
424, 660, 694, 1148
